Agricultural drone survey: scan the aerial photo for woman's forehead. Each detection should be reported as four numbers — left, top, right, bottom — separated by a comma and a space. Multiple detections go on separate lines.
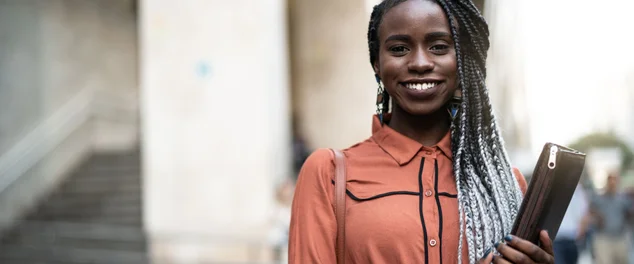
379, 0, 450, 38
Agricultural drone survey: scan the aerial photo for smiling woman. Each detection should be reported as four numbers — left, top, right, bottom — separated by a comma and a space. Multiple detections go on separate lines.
371, 1, 458, 120
289, 1, 554, 264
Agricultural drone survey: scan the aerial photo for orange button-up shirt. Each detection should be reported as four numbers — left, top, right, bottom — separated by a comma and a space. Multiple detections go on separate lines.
289, 115, 527, 264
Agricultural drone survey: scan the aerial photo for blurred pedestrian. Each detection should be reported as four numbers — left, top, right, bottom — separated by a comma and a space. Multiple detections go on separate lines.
588, 173, 633, 264
553, 184, 589, 264
291, 115, 310, 182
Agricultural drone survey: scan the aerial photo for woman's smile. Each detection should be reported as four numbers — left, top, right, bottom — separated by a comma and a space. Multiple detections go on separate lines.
399, 79, 445, 99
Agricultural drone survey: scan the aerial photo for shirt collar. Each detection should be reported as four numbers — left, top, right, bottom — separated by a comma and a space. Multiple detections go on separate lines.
371, 114, 453, 165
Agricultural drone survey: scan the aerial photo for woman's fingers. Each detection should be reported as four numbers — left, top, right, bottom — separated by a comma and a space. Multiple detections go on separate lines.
539, 230, 554, 256
495, 240, 533, 264
477, 248, 494, 264
501, 234, 554, 263
492, 254, 512, 264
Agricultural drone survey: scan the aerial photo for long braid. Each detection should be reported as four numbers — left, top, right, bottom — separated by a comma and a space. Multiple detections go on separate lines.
472, 59, 515, 232
441, 0, 523, 258
469, 54, 522, 220
462, 56, 497, 252
467, 57, 508, 244
367, 1, 524, 263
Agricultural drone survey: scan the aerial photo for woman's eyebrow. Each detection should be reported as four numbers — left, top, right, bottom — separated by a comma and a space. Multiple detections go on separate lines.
425, 31, 451, 39
384, 34, 411, 43
384, 32, 451, 44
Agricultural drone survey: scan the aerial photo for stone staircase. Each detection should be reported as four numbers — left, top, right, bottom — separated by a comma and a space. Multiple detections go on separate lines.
0, 150, 148, 264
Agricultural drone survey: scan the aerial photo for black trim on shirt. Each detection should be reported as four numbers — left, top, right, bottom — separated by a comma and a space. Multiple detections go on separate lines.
438, 192, 458, 198
330, 180, 420, 201
434, 159, 444, 264
418, 157, 430, 264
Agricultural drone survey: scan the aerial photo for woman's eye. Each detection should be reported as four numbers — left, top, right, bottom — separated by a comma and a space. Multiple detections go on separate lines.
430, 44, 449, 53
389, 46, 409, 54
430, 44, 448, 50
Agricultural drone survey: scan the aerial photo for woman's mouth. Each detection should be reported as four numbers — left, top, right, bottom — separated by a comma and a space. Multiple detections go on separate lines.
398, 81, 443, 99
403, 82, 440, 91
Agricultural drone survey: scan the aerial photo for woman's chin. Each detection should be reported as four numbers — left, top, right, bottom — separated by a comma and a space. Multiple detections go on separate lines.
399, 103, 446, 117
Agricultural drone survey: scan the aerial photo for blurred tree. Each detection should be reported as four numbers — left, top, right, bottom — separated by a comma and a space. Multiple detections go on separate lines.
569, 132, 634, 171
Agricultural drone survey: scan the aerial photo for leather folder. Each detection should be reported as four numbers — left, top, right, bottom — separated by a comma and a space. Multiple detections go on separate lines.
510, 143, 586, 244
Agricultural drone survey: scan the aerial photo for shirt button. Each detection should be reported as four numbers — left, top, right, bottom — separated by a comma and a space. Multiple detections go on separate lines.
425, 190, 433, 197
430, 239, 437, 247
424, 150, 432, 155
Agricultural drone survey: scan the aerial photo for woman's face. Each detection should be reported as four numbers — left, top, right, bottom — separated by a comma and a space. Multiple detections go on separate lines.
374, 0, 458, 116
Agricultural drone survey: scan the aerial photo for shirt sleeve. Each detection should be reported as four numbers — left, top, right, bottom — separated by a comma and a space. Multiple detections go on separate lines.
512, 167, 528, 195
288, 148, 337, 263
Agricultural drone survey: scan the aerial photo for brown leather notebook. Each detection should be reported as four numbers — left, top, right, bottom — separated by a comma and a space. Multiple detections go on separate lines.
510, 143, 586, 244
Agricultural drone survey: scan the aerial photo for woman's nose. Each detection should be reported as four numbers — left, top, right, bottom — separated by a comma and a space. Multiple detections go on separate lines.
408, 50, 434, 73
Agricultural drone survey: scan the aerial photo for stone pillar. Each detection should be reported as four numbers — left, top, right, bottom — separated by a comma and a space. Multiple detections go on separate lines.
289, 0, 376, 150
139, 0, 291, 262
483, 0, 535, 172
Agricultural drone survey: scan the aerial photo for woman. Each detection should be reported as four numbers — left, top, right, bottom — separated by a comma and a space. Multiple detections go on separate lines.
289, 0, 554, 263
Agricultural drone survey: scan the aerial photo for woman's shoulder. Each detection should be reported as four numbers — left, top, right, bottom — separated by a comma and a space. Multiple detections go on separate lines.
297, 148, 336, 181
298, 139, 378, 177
303, 148, 336, 169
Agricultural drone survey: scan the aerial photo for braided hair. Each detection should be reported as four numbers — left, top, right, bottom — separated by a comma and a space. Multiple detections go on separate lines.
368, 1, 524, 263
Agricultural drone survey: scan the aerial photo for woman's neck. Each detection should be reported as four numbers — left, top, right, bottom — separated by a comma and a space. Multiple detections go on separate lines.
388, 105, 451, 147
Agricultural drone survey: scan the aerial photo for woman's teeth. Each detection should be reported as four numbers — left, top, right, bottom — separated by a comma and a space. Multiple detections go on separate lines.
405, 82, 438, 90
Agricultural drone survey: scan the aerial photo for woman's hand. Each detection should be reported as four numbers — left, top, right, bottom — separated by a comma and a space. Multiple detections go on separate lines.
478, 230, 554, 264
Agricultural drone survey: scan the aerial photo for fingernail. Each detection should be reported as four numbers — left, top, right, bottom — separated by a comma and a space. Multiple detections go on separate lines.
481, 247, 492, 259
504, 235, 513, 242
494, 241, 501, 249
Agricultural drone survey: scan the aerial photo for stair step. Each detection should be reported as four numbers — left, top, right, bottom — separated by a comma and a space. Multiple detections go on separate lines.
45, 190, 142, 203
14, 221, 143, 238
90, 152, 140, 162
54, 183, 141, 194
2, 151, 147, 262
41, 193, 141, 210
0, 244, 148, 264
27, 215, 143, 226
65, 173, 141, 183
86, 164, 140, 170
29, 214, 143, 223
3, 237, 146, 251
73, 168, 141, 179
0, 260, 70, 264
34, 204, 140, 217
3, 221, 145, 242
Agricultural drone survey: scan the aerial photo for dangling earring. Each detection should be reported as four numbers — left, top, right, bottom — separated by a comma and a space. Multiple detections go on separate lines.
447, 90, 462, 120
375, 75, 387, 124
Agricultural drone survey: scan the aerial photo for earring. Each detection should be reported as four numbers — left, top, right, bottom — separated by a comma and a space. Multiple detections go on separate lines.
447, 90, 462, 120
375, 75, 386, 124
